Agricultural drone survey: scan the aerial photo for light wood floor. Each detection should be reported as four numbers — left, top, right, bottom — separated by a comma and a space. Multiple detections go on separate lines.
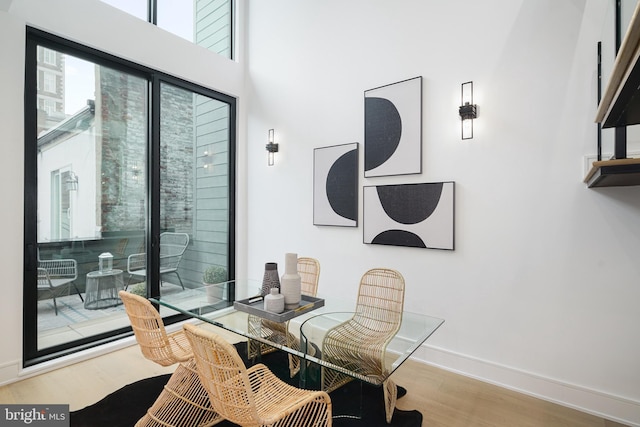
392, 359, 629, 427
0, 327, 630, 427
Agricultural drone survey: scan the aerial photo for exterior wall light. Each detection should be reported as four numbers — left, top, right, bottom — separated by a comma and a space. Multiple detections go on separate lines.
459, 81, 478, 140
66, 171, 78, 191
265, 128, 279, 166
131, 161, 140, 181
201, 149, 214, 171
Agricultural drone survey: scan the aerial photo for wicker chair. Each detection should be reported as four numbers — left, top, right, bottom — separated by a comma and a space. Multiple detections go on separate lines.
118, 291, 221, 427
183, 323, 332, 427
127, 232, 189, 289
298, 257, 321, 297
321, 268, 405, 424
248, 257, 320, 377
37, 250, 84, 316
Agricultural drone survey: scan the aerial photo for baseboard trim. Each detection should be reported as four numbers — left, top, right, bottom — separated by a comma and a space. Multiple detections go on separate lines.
0, 320, 191, 388
411, 344, 640, 427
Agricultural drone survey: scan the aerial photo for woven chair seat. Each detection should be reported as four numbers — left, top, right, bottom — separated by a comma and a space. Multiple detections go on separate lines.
135, 359, 222, 427
184, 323, 332, 427
119, 291, 221, 427
321, 268, 405, 424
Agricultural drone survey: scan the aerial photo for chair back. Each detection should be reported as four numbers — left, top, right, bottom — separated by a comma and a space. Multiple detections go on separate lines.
160, 232, 189, 269
37, 248, 78, 281
354, 268, 405, 336
119, 290, 187, 366
183, 324, 261, 424
37, 268, 52, 291
298, 257, 320, 297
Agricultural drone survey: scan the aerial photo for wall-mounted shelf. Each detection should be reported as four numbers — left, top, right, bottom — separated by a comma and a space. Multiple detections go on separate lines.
589, 2, 640, 188
584, 158, 640, 188
595, 2, 640, 128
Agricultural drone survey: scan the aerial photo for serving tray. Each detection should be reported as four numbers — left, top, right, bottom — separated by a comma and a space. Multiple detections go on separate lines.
233, 295, 325, 323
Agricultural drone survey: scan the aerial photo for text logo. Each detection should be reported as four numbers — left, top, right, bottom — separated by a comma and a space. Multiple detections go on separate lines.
0, 405, 69, 427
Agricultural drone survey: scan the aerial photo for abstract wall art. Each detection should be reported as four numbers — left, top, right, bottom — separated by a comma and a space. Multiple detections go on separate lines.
313, 143, 359, 227
364, 76, 422, 177
363, 181, 455, 250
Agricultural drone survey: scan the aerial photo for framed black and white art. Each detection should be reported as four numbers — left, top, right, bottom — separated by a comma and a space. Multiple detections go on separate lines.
313, 143, 359, 227
364, 76, 422, 177
363, 181, 455, 250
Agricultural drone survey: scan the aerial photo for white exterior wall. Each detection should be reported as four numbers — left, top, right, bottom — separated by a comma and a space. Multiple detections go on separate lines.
37, 129, 97, 241
244, 1, 640, 425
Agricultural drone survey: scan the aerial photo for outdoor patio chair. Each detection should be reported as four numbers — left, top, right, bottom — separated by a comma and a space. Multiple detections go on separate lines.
321, 268, 405, 423
118, 291, 220, 427
183, 323, 332, 427
248, 256, 321, 377
127, 232, 189, 290
37, 255, 83, 316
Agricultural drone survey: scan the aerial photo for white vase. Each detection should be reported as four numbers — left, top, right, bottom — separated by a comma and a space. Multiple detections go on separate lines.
264, 288, 285, 313
280, 252, 301, 309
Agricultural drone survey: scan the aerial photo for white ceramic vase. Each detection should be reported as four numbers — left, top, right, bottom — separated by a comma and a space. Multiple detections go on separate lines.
264, 288, 285, 313
280, 252, 301, 309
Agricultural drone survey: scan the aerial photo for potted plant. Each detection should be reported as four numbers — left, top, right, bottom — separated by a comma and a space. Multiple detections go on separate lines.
203, 265, 228, 303
128, 282, 147, 297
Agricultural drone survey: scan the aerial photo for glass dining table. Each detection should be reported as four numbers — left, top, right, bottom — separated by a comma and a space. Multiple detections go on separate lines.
150, 279, 444, 417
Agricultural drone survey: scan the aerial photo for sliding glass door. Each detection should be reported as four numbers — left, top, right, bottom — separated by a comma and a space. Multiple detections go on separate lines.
24, 29, 235, 366
157, 83, 231, 298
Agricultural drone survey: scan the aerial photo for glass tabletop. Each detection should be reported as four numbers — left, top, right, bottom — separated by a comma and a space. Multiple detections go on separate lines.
299, 311, 444, 387
149, 279, 326, 358
149, 279, 444, 388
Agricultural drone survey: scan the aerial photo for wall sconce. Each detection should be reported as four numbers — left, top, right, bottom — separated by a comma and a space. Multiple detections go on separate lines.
200, 149, 214, 171
265, 129, 279, 166
66, 171, 78, 192
131, 161, 140, 182
458, 81, 478, 140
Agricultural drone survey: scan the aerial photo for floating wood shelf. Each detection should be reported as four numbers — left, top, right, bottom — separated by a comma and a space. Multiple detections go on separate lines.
595, 2, 640, 128
590, 2, 640, 188
584, 158, 640, 188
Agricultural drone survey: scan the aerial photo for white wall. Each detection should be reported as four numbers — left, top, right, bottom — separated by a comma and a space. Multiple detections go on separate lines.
38, 129, 98, 241
2, 0, 639, 424
244, 0, 640, 425
0, 0, 247, 384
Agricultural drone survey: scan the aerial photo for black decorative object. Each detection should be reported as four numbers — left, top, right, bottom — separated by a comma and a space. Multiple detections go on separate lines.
459, 81, 478, 140
266, 128, 279, 166
261, 262, 280, 296
363, 182, 455, 250
313, 143, 359, 227
364, 77, 422, 177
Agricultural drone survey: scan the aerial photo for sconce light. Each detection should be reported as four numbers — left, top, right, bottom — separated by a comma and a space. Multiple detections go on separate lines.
66, 171, 78, 192
265, 129, 279, 166
131, 161, 140, 182
458, 81, 478, 140
200, 149, 214, 171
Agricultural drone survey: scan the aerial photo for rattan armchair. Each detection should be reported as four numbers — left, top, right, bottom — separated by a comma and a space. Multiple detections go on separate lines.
119, 291, 220, 427
321, 268, 405, 423
248, 256, 320, 377
183, 323, 332, 427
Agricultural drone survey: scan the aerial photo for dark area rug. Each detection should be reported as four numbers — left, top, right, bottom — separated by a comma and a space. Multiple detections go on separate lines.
71, 343, 422, 427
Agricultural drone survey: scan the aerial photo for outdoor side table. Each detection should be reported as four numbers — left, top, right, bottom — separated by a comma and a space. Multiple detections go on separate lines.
84, 269, 124, 309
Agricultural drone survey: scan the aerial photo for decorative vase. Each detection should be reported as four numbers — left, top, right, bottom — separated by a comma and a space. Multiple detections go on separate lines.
261, 262, 280, 296
264, 288, 285, 313
280, 252, 301, 309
